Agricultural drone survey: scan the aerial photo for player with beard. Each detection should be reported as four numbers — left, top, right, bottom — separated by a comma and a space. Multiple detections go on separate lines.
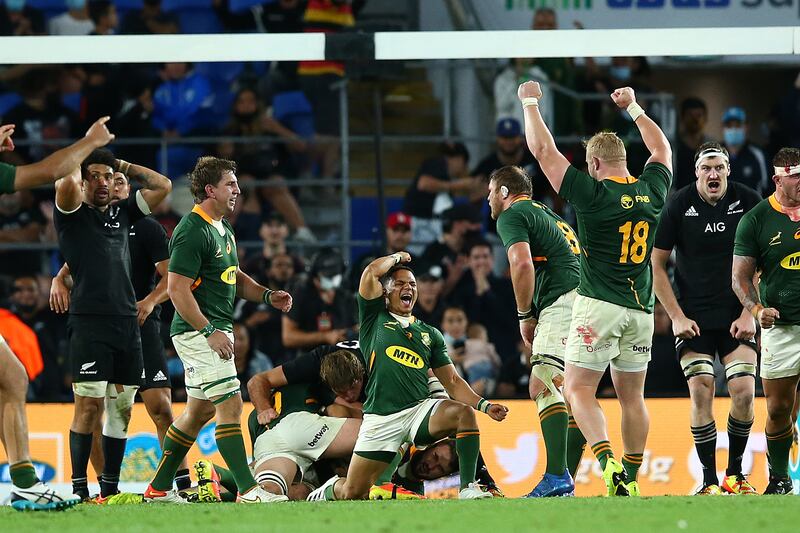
307, 252, 508, 501
143, 157, 293, 503
0, 117, 115, 511
54, 148, 172, 501
652, 142, 762, 495
733, 147, 800, 495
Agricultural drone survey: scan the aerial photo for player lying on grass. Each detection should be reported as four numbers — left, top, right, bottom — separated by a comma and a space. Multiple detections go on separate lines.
307, 252, 508, 501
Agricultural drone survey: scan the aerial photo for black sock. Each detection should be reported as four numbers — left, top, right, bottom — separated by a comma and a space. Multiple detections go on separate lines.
475, 452, 497, 487
691, 422, 718, 486
69, 430, 93, 499
100, 435, 127, 497
175, 468, 191, 491
726, 415, 753, 477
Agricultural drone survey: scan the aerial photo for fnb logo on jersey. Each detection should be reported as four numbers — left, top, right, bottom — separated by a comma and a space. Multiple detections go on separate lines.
220, 266, 237, 284
780, 251, 800, 270
385, 346, 424, 368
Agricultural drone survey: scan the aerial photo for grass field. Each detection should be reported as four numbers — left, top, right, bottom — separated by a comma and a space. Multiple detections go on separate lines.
4, 497, 800, 533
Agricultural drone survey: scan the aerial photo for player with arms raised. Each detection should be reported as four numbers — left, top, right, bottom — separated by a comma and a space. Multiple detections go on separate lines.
518, 81, 672, 496
732, 147, 800, 495
307, 252, 508, 501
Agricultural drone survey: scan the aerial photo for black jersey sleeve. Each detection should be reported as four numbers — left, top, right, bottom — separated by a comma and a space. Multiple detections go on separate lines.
653, 190, 681, 250
139, 218, 170, 265
125, 191, 148, 225
281, 347, 328, 385
737, 183, 764, 213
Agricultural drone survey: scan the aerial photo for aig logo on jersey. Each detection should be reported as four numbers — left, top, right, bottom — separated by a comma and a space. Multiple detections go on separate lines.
704, 222, 725, 233
220, 266, 237, 284
385, 345, 424, 369
780, 252, 800, 270
620, 195, 650, 209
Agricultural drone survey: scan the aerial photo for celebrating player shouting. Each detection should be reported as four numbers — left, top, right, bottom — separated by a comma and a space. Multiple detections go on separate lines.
732, 147, 800, 495
308, 252, 508, 501
519, 81, 672, 496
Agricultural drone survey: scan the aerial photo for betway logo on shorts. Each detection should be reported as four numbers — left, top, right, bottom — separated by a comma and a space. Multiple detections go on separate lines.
220, 266, 237, 285
632, 344, 651, 354
780, 251, 800, 270
308, 424, 329, 447
385, 346, 424, 369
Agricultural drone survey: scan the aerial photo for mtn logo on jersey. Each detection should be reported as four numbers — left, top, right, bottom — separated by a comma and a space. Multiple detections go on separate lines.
727, 200, 743, 215
684, 206, 699, 217
780, 252, 800, 270
385, 346, 424, 369
220, 266, 237, 285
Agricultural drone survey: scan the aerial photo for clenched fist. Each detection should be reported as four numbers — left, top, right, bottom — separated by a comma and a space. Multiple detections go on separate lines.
610, 87, 636, 109
518, 81, 543, 102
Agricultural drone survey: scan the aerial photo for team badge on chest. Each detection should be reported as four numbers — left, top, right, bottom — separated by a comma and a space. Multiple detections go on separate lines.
421, 332, 431, 347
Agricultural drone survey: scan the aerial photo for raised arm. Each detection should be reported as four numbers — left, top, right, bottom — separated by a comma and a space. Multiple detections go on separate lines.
610, 87, 672, 172
15, 117, 115, 190
517, 81, 571, 193
651, 247, 699, 339
732, 255, 778, 329
54, 167, 84, 213
507, 241, 536, 347
117, 159, 172, 211
247, 366, 288, 425
358, 251, 411, 300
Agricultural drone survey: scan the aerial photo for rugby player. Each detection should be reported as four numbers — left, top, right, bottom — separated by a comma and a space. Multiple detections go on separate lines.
518, 81, 672, 496
55, 148, 172, 501
0, 118, 115, 510
732, 147, 800, 495
307, 252, 508, 501
143, 157, 292, 503
652, 142, 761, 495
488, 165, 583, 497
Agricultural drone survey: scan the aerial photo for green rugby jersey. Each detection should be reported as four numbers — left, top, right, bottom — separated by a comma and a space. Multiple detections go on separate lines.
733, 195, 800, 325
247, 382, 329, 445
358, 295, 451, 416
496, 197, 580, 312
169, 205, 239, 336
559, 163, 672, 313
0, 162, 16, 194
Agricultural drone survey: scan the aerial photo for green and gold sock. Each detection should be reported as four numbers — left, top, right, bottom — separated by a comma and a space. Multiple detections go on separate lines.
151, 425, 195, 491
376, 452, 402, 485
591, 440, 614, 470
538, 401, 568, 475
213, 465, 238, 502
216, 424, 257, 494
456, 429, 481, 490
622, 453, 644, 482
9, 461, 38, 489
566, 415, 587, 477
766, 425, 794, 478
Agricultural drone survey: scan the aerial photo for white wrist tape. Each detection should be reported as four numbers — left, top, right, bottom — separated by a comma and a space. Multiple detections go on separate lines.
522, 97, 539, 108
626, 102, 645, 121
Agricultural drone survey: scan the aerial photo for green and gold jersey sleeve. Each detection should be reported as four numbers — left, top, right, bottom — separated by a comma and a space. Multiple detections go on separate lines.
559, 166, 604, 212
733, 210, 759, 258
168, 217, 206, 279
496, 206, 529, 248
0, 162, 16, 194
428, 326, 451, 369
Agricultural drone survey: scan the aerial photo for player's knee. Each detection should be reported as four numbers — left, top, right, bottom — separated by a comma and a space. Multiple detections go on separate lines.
75, 400, 103, 428
456, 402, 477, 426
767, 397, 795, 421
688, 376, 715, 404
147, 398, 175, 429
0, 367, 28, 400
340, 479, 369, 500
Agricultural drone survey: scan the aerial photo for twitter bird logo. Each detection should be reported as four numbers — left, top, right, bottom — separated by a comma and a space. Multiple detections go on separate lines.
495, 432, 539, 483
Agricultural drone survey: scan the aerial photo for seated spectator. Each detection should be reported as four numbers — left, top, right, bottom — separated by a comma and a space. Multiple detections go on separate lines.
216, 87, 314, 241
403, 142, 479, 249
348, 211, 412, 290
233, 322, 273, 400
81, 2, 124, 131
242, 213, 305, 275
121, 0, 179, 35
675, 97, 712, 190
721, 107, 771, 197
448, 239, 518, 360
88, 0, 117, 35
441, 306, 500, 397
0, 191, 44, 278
420, 203, 482, 297
9, 275, 68, 400
48, 0, 95, 35
494, 58, 552, 128
495, 340, 531, 399
0, 0, 45, 36
115, 79, 159, 171
414, 264, 446, 330
282, 247, 356, 353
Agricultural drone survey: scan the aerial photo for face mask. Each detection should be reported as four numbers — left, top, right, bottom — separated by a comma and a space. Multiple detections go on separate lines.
610, 66, 631, 82
66, 0, 86, 10
318, 274, 342, 291
443, 333, 466, 345
723, 127, 745, 147
6, 0, 26, 12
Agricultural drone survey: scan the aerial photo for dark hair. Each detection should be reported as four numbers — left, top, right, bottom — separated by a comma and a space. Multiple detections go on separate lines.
411, 440, 459, 479
81, 148, 117, 180
694, 141, 729, 163
443, 304, 466, 317
379, 265, 414, 290
189, 156, 237, 203
320, 349, 365, 392
465, 238, 492, 256
440, 141, 469, 163
773, 147, 800, 168
88, 1, 113, 25
488, 165, 533, 197
680, 97, 707, 116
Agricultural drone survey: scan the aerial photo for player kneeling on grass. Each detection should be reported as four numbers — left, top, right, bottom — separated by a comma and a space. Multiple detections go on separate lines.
307, 252, 508, 501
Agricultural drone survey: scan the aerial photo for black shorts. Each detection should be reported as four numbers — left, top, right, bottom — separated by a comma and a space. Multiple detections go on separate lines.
140, 317, 170, 391
675, 329, 757, 361
68, 315, 143, 386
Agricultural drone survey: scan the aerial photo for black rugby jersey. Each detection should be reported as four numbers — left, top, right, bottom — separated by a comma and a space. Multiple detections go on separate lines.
654, 181, 762, 329
129, 216, 169, 321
